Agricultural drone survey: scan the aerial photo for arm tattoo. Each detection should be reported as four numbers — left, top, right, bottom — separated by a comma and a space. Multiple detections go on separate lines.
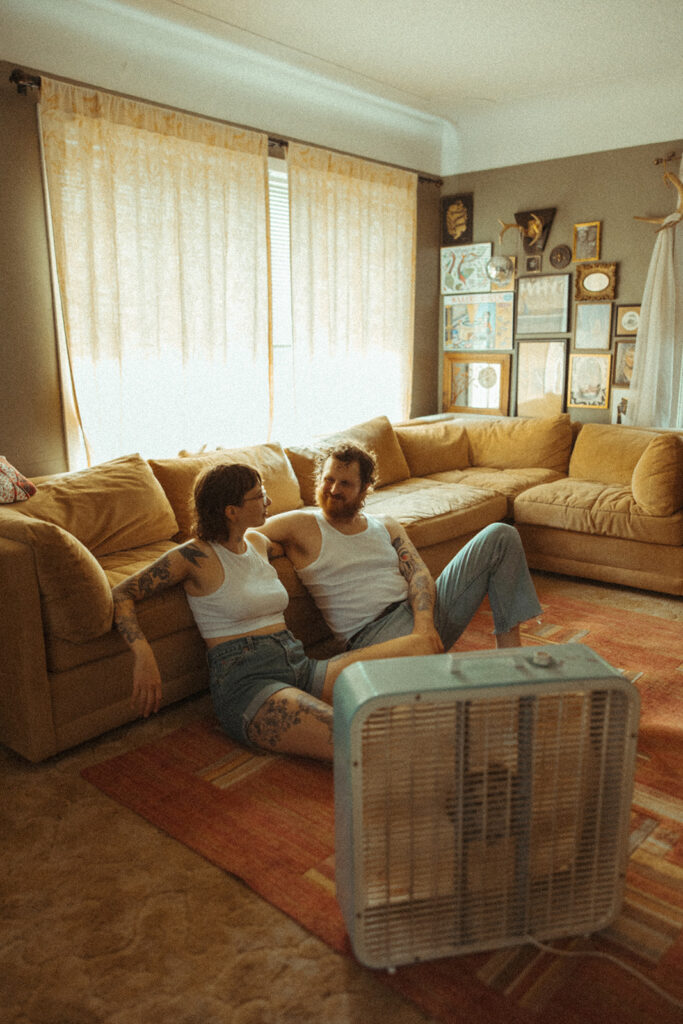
178, 544, 208, 567
392, 536, 435, 613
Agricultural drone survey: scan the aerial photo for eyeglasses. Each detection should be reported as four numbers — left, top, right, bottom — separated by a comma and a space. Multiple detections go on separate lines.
242, 489, 267, 503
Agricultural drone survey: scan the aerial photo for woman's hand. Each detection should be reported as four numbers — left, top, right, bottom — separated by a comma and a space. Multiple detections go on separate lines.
130, 643, 163, 717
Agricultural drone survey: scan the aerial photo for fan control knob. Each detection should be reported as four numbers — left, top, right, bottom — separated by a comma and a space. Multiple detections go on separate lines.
529, 650, 554, 667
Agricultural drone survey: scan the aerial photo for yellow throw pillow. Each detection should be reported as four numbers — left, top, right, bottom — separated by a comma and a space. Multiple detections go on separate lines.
466, 414, 573, 471
569, 424, 654, 485
631, 434, 683, 516
150, 442, 303, 539
394, 420, 470, 476
17, 454, 179, 556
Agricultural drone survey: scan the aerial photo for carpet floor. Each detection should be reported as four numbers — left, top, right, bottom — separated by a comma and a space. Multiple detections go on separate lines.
2, 571, 682, 1024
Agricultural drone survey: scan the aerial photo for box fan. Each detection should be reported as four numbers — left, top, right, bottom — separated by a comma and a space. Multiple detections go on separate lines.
333, 644, 639, 969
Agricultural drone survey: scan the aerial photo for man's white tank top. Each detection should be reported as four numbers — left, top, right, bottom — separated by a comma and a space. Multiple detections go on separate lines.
186, 540, 288, 639
297, 510, 408, 642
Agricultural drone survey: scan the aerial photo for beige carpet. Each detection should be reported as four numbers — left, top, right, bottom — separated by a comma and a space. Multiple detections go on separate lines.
2, 572, 681, 1024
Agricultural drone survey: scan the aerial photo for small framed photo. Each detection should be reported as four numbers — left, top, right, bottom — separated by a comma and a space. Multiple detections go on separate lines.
515, 339, 567, 417
442, 352, 511, 416
611, 387, 630, 424
574, 302, 612, 350
573, 221, 601, 262
568, 353, 611, 408
525, 255, 542, 273
614, 304, 641, 337
441, 243, 492, 295
613, 340, 636, 387
516, 274, 571, 335
574, 262, 617, 302
443, 291, 514, 351
441, 193, 474, 246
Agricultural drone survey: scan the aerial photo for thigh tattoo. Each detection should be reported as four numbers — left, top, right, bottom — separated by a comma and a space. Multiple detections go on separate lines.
248, 691, 332, 750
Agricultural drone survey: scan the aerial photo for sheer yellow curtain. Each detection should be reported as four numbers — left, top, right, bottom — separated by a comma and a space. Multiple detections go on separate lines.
287, 144, 417, 436
39, 78, 270, 467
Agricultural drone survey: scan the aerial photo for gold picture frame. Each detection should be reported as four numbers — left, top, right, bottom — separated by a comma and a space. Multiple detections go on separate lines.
568, 353, 611, 409
573, 221, 601, 262
574, 262, 617, 302
442, 352, 511, 416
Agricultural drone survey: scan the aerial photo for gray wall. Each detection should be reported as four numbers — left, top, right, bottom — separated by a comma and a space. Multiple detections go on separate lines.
441, 139, 683, 424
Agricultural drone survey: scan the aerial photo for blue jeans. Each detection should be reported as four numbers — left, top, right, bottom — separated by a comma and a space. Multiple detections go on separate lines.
206, 630, 328, 746
347, 523, 541, 651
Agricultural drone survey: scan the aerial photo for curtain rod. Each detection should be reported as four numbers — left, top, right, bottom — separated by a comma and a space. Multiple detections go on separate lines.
9, 67, 442, 186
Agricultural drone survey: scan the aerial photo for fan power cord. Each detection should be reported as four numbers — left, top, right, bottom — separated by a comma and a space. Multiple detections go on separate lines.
525, 936, 683, 1010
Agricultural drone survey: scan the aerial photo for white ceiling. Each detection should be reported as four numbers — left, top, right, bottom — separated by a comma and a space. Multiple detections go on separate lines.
122, 0, 680, 124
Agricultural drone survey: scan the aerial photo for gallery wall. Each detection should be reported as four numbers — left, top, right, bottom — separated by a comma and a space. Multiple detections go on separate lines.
441, 139, 683, 424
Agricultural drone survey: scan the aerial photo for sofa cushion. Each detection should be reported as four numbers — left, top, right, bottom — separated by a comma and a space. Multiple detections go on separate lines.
363, 478, 507, 548
429, 467, 564, 516
286, 415, 411, 504
568, 423, 654, 484
514, 478, 683, 546
149, 442, 303, 539
631, 434, 683, 516
17, 454, 178, 556
464, 414, 572, 472
394, 420, 470, 476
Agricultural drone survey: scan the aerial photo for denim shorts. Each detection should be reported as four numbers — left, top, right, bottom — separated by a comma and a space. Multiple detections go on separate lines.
206, 630, 328, 747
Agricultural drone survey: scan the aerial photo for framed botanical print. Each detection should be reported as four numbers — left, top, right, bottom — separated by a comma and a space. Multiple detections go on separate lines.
440, 243, 492, 295
443, 291, 514, 351
516, 274, 571, 334
574, 302, 612, 350
568, 353, 611, 408
442, 352, 511, 416
573, 221, 601, 262
614, 304, 641, 337
515, 339, 567, 417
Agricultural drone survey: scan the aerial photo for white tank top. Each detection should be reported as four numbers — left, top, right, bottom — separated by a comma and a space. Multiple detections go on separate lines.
186, 540, 288, 639
297, 511, 407, 642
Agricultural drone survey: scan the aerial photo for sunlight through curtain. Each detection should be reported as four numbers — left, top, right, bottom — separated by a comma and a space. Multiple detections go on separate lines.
39, 78, 270, 467
627, 156, 683, 429
287, 143, 417, 438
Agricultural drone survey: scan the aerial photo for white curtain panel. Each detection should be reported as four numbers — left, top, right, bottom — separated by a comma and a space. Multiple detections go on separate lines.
628, 156, 683, 429
39, 79, 270, 467
287, 143, 417, 438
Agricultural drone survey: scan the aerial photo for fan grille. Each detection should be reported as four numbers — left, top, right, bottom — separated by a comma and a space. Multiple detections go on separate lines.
353, 688, 632, 965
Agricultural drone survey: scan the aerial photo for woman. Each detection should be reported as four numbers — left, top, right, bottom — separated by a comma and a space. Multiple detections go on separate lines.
113, 462, 437, 762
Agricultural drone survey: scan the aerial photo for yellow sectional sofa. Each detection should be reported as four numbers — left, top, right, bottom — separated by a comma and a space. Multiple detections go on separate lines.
0, 412, 680, 762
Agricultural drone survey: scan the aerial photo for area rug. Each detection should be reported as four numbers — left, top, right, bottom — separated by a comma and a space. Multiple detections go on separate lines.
82, 595, 683, 1024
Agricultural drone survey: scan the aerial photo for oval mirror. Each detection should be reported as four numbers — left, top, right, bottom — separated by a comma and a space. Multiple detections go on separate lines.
584, 271, 609, 293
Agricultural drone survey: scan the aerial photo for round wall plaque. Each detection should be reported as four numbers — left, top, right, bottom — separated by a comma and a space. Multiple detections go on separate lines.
550, 244, 571, 269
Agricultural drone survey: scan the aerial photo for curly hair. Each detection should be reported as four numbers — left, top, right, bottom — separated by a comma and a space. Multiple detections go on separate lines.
191, 463, 261, 543
314, 441, 377, 492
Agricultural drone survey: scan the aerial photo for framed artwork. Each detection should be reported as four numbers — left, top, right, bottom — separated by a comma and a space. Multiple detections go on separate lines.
568, 353, 611, 408
575, 262, 617, 302
515, 339, 567, 417
573, 221, 601, 262
525, 255, 542, 273
611, 387, 630, 424
516, 274, 571, 335
613, 340, 636, 387
441, 243, 492, 295
615, 304, 641, 337
443, 291, 514, 351
574, 302, 612, 350
442, 352, 511, 416
441, 193, 473, 246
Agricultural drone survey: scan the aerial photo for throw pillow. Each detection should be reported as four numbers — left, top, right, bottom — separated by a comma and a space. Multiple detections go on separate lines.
631, 434, 683, 516
0, 456, 36, 503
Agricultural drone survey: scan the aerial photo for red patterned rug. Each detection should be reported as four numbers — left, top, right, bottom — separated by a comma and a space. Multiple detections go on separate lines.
83, 595, 683, 1024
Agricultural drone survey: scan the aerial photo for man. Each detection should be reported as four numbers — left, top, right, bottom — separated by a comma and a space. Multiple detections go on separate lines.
258, 442, 542, 654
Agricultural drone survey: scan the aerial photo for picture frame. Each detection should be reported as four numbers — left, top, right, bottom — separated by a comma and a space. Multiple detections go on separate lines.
613, 340, 636, 387
525, 255, 542, 273
574, 262, 617, 302
611, 387, 630, 424
614, 304, 641, 337
574, 301, 612, 350
516, 274, 571, 335
442, 352, 511, 416
441, 243, 492, 295
441, 193, 474, 246
443, 291, 514, 351
573, 221, 601, 262
515, 339, 567, 418
567, 353, 611, 408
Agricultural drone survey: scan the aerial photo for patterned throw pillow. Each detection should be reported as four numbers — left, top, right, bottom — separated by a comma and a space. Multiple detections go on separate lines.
0, 457, 37, 503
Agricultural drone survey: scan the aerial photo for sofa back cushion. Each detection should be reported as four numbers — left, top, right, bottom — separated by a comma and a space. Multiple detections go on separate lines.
569, 423, 655, 485
394, 420, 470, 476
465, 414, 573, 472
17, 453, 179, 556
286, 415, 410, 504
631, 433, 683, 515
149, 441, 302, 539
